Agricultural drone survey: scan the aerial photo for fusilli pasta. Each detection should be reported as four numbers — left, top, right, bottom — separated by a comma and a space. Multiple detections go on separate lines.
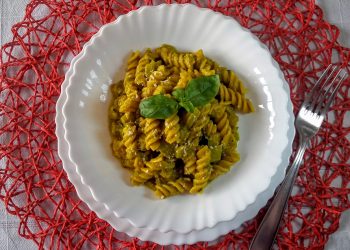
108, 44, 254, 198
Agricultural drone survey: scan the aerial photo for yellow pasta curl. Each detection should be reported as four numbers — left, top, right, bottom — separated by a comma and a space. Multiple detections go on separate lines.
190, 146, 211, 193
204, 120, 218, 136
135, 50, 153, 86
174, 70, 193, 89
144, 118, 162, 151
144, 60, 162, 78
111, 139, 125, 159
163, 74, 181, 92
183, 108, 201, 129
124, 53, 139, 96
184, 156, 197, 175
145, 154, 166, 171
216, 67, 246, 95
161, 50, 196, 70
119, 92, 140, 113
131, 167, 155, 185
134, 155, 145, 170
212, 104, 232, 146
119, 112, 135, 125
195, 49, 216, 75
164, 114, 181, 144
142, 65, 171, 98
126, 51, 141, 71
219, 84, 254, 113
210, 150, 240, 181
155, 178, 193, 199
122, 124, 137, 159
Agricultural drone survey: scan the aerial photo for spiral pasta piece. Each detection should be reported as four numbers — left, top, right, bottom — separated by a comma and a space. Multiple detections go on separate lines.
134, 155, 145, 170
183, 108, 201, 129
119, 92, 140, 113
210, 151, 240, 180
155, 178, 192, 199
152, 86, 163, 95
123, 52, 140, 96
122, 124, 137, 159
131, 167, 155, 185
120, 112, 135, 125
142, 78, 157, 98
144, 60, 162, 78
161, 74, 180, 93
190, 146, 211, 193
135, 49, 158, 86
156, 44, 177, 58
161, 51, 196, 70
111, 139, 125, 159
200, 68, 216, 76
142, 65, 171, 98
144, 118, 162, 151
213, 104, 232, 146
174, 70, 193, 89
195, 50, 216, 75
219, 84, 254, 113
184, 156, 197, 175
126, 51, 141, 71
158, 45, 195, 70
164, 114, 181, 144
209, 158, 232, 181
204, 120, 218, 136
124, 70, 137, 94
146, 154, 166, 171
217, 67, 246, 95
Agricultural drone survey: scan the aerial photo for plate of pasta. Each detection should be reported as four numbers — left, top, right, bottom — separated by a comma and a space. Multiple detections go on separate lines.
56, 46, 294, 245
56, 40, 294, 245
62, 4, 294, 234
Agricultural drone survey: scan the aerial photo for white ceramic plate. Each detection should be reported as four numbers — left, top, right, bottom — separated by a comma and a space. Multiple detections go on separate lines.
62, 4, 294, 234
56, 34, 295, 245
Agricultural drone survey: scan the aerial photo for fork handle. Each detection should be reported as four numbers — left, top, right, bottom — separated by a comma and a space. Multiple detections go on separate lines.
249, 140, 308, 250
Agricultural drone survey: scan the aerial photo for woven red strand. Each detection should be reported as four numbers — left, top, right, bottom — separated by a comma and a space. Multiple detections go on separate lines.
0, 0, 349, 249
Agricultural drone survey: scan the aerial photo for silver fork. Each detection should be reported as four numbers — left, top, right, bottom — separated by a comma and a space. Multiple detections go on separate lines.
249, 64, 347, 250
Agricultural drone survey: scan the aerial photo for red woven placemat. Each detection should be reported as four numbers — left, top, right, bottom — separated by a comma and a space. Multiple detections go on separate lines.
1, 0, 349, 249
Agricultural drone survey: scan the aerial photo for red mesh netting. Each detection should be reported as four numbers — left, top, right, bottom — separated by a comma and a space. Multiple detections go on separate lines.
0, 0, 349, 249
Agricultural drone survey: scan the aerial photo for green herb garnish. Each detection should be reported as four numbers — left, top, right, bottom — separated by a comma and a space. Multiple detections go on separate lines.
139, 94, 179, 119
181, 75, 220, 107
139, 75, 220, 119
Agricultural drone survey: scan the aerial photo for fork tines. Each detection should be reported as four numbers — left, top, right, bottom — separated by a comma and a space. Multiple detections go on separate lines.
305, 64, 348, 115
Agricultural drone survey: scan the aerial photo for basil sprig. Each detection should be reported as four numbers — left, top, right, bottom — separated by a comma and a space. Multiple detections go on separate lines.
139, 94, 179, 119
139, 75, 220, 119
172, 88, 195, 113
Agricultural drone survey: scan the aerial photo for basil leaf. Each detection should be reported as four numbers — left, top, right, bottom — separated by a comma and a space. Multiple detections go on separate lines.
179, 100, 195, 112
184, 75, 220, 107
139, 95, 179, 119
172, 89, 186, 101
173, 88, 195, 112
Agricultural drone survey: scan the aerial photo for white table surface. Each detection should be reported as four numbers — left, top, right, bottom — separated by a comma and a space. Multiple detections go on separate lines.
0, 0, 349, 249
